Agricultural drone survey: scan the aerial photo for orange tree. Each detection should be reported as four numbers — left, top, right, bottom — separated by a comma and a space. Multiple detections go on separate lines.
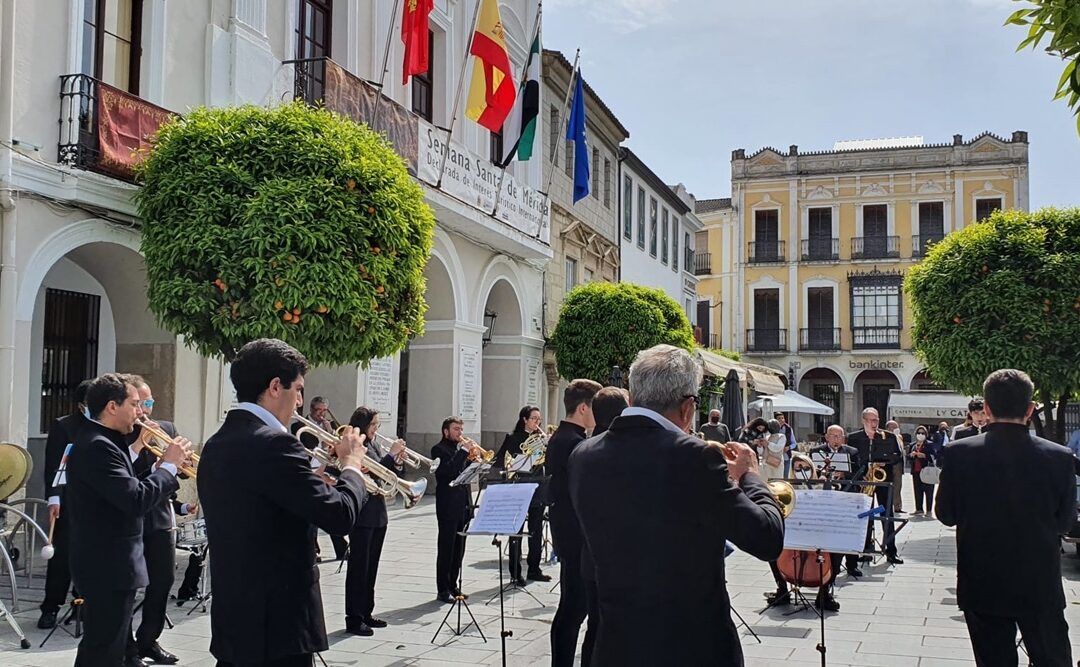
1008, 1, 1080, 137
134, 102, 435, 365
905, 207, 1080, 442
550, 282, 695, 384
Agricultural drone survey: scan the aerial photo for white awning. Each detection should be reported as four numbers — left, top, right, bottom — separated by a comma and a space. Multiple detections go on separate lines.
887, 390, 973, 422
749, 390, 835, 416
696, 350, 786, 396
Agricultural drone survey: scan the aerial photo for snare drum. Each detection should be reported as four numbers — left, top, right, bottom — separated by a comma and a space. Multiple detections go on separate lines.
176, 518, 207, 547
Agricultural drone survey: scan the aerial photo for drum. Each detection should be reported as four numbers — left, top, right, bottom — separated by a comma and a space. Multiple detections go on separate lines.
176, 518, 207, 547
0, 442, 31, 501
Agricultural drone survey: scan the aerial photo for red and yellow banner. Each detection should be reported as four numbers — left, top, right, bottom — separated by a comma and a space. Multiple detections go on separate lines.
96, 83, 174, 179
465, 0, 517, 132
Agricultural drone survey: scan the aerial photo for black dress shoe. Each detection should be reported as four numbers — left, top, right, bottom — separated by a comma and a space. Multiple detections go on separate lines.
452, 590, 469, 600
345, 620, 373, 636
887, 555, 904, 565
858, 554, 873, 563
765, 588, 791, 606
437, 592, 455, 604
526, 569, 552, 582
139, 643, 179, 665
846, 567, 864, 577
512, 576, 527, 587
37, 610, 57, 629
815, 594, 840, 612
363, 616, 387, 628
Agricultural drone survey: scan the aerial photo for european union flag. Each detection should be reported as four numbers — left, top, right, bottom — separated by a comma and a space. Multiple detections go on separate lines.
566, 69, 589, 203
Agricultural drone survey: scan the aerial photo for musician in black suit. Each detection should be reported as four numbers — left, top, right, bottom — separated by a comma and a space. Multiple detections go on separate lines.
937, 369, 1075, 667
570, 345, 785, 666
847, 407, 904, 565
198, 339, 368, 667
494, 404, 550, 586
807, 425, 861, 611
343, 406, 405, 636
952, 398, 987, 442
37, 378, 92, 630
431, 416, 472, 603
547, 378, 602, 667
66, 373, 188, 667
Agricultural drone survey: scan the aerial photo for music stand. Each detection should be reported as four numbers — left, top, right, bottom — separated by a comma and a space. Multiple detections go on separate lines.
432, 462, 491, 644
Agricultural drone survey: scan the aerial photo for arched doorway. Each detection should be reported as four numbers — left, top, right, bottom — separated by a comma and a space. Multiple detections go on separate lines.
910, 369, 941, 391
855, 369, 900, 420
798, 367, 844, 437
479, 279, 525, 448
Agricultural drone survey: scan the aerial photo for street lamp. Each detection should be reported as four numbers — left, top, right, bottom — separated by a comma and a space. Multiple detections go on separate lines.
608, 365, 623, 388
482, 309, 498, 348
788, 361, 801, 389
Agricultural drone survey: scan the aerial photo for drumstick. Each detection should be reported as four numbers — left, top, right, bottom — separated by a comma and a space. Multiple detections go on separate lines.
40, 514, 56, 560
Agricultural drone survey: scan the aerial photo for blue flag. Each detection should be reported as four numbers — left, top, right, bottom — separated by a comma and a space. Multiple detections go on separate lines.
566, 70, 589, 203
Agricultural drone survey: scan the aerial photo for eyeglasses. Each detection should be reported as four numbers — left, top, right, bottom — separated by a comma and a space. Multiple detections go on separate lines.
141, 399, 155, 409
682, 395, 700, 405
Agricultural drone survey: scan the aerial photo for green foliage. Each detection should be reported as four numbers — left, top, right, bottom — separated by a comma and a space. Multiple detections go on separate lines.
134, 102, 435, 365
707, 347, 741, 362
549, 282, 696, 383
905, 207, 1080, 401
1007, 0, 1080, 136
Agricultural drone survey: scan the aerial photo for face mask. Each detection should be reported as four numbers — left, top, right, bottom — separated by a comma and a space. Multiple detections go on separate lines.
892, 428, 901, 436
80, 405, 90, 419
916, 433, 926, 442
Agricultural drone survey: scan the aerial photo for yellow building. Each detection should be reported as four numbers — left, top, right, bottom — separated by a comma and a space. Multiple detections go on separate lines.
695, 132, 1029, 433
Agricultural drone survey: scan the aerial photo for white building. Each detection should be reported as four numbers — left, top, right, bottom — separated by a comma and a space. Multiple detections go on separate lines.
0, 0, 550, 497
618, 148, 702, 324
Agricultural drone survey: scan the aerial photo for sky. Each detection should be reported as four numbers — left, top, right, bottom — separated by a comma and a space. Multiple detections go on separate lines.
543, 0, 1080, 208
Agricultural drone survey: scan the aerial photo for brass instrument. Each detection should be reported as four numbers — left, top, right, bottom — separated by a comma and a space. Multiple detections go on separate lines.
371, 431, 440, 473
293, 414, 427, 508
503, 431, 548, 479
711, 441, 796, 518
137, 418, 198, 478
546, 424, 556, 436
863, 462, 887, 497
460, 436, 495, 463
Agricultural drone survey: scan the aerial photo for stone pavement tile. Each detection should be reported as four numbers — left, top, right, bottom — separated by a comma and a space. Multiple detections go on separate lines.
873, 605, 964, 620
916, 659, 976, 667
867, 622, 973, 639
922, 635, 976, 650
362, 640, 440, 659
856, 638, 977, 661
739, 642, 796, 659
416, 644, 498, 663
821, 650, 921, 666
508, 634, 552, 657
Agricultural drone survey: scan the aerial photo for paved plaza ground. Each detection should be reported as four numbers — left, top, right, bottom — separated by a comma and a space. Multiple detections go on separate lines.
3, 483, 1080, 666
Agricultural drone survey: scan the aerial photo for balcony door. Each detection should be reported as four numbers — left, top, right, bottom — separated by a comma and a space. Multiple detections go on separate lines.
917, 202, 944, 256
83, 0, 143, 94
755, 210, 780, 261
863, 204, 888, 257
807, 207, 832, 259
806, 287, 834, 349
296, 0, 333, 102
753, 289, 780, 349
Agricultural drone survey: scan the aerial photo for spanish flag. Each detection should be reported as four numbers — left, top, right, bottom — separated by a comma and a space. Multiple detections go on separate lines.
401, 0, 434, 85
465, 0, 517, 132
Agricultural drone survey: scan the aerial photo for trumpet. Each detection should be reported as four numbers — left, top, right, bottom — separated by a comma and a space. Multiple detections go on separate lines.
460, 436, 495, 463
293, 414, 428, 508
137, 418, 198, 478
710, 440, 796, 518
371, 431, 440, 473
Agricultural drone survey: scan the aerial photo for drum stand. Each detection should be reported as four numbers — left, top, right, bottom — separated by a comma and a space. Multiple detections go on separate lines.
39, 596, 84, 647
0, 596, 30, 648
179, 547, 211, 615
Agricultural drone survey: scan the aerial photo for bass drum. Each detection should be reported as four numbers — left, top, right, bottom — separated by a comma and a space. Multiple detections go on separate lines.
0, 442, 31, 501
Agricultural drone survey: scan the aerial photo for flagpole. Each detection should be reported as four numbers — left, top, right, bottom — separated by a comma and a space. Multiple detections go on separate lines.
534, 48, 579, 239
370, 0, 404, 131
490, 1, 543, 218
436, 0, 484, 189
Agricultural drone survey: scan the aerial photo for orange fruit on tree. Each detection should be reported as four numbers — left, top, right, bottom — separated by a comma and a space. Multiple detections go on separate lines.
274, 301, 283, 310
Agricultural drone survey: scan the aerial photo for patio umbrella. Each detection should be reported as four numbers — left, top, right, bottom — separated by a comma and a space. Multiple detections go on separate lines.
748, 390, 835, 416
721, 368, 744, 434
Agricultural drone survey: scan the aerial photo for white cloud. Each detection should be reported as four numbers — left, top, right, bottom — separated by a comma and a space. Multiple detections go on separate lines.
547, 0, 679, 34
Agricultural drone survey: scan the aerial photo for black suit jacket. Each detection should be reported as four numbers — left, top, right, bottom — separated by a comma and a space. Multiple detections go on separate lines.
432, 439, 472, 523
846, 429, 901, 481
65, 420, 179, 592
355, 453, 403, 528
569, 414, 785, 666
936, 423, 1076, 615
197, 409, 367, 663
43, 412, 89, 501
129, 420, 180, 534
952, 425, 982, 442
545, 420, 588, 553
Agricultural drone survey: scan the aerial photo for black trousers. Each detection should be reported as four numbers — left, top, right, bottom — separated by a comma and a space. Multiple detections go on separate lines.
862, 485, 899, 558
913, 474, 935, 513
76, 588, 136, 667
581, 576, 599, 667
218, 654, 313, 667
963, 608, 1073, 667
345, 525, 387, 621
550, 546, 589, 667
330, 534, 349, 560
436, 519, 467, 595
128, 529, 175, 651
41, 509, 76, 613
177, 549, 205, 598
508, 504, 544, 578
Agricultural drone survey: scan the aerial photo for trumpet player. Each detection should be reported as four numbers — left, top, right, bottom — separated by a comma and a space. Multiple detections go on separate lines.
66, 373, 189, 667
344, 407, 406, 636
432, 417, 473, 603
495, 405, 550, 586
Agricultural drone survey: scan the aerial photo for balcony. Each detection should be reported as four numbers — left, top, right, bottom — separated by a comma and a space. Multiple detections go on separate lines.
800, 238, 839, 262
694, 329, 719, 348
912, 234, 944, 258
694, 252, 712, 275
748, 240, 786, 264
58, 74, 174, 182
851, 236, 900, 260
746, 328, 788, 353
852, 326, 901, 349
799, 327, 841, 351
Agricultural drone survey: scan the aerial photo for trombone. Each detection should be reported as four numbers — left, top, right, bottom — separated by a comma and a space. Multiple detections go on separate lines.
293, 414, 427, 508
370, 431, 440, 473
136, 418, 198, 478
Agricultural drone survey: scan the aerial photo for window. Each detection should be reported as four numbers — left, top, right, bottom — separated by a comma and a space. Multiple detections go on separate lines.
84, 0, 144, 94
565, 257, 578, 293
917, 201, 944, 257
622, 175, 633, 239
591, 148, 599, 199
603, 158, 612, 208
673, 222, 680, 272
751, 289, 782, 351
661, 209, 669, 264
850, 274, 902, 348
859, 204, 892, 259
806, 207, 834, 260
975, 197, 1002, 222
584, 269, 593, 283
489, 127, 503, 165
564, 137, 573, 176
684, 231, 692, 268
636, 187, 645, 249
41, 289, 100, 432
411, 30, 434, 121
804, 287, 836, 351
863, 204, 888, 236
649, 197, 658, 257
753, 209, 781, 262
549, 105, 559, 160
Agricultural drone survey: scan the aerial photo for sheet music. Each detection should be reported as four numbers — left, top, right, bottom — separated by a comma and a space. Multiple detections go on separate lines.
783, 490, 872, 555
811, 451, 851, 472
468, 483, 538, 535
506, 452, 536, 474
450, 461, 490, 487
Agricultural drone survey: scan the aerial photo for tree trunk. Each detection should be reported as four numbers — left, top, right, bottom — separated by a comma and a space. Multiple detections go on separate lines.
1054, 392, 1070, 445
1032, 384, 1050, 439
